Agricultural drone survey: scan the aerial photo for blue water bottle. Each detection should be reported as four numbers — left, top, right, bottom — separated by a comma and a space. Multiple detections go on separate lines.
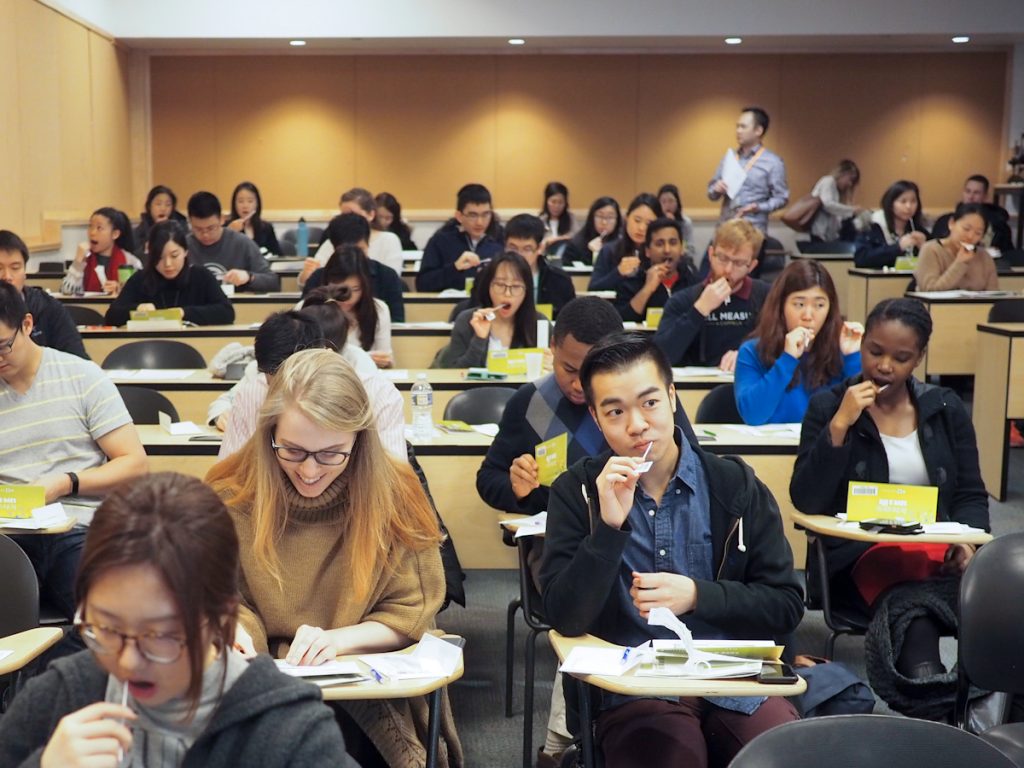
296, 217, 309, 258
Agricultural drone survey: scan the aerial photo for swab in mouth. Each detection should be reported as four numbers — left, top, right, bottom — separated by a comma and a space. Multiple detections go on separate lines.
636, 442, 654, 474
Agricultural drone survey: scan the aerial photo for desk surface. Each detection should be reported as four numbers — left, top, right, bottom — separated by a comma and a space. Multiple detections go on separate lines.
789, 510, 992, 545
321, 639, 464, 701
0, 516, 78, 535
548, 631, 806, 698
0, 628, 65, 675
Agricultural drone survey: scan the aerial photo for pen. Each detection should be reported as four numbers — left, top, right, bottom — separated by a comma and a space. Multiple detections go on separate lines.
703, 429, 717, 437
621, 647, 632, 664
117, 683, 129, 762
369, 667, 385, 685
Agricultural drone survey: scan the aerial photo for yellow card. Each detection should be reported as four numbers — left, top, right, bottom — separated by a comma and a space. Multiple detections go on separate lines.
645, 307, 664, 328
130, 307, 185, 321
536, 303, 554, 321
0, 485, 46, 519
487, 347, 545, 375
846, 481, 938, 524
536, 433, 568, 487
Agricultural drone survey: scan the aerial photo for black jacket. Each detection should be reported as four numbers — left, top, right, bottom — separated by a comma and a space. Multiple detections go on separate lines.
303, 259, 406, 322
541, 448, 804, 644
0, 651, 354, 768
790, 376, 990, 576
23, 286, 88, 359
536, 258, 576, 318
105, 266, 235, 326
416, 219, 504, 292
613, 258, 699, 322
854, 223, 931, 269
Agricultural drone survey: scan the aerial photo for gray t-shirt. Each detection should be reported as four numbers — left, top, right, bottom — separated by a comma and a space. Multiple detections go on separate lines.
187, 228, 280, 292
0, 347, 132, 501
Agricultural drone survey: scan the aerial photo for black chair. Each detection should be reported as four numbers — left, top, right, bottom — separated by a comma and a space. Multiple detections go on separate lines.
799, 531, 870, 657
503, 533, 552, 768
988, 299, 1024, 323
280, 226, 325, 257
101, 340, 206, 370
65, 305, 105, 326
796, 240, 857, 255
753, 236, 788, 282
443, 387, 517, 424
730, 714, 1015, 768
34, 261, 64, 274
694, 383, 742, 424
956, 532, 1024, 765
116, 386, 180, 424
0, 535, 41, 709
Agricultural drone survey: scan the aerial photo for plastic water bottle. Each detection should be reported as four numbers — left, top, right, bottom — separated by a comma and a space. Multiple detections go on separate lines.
296, 217, 309, 258
411, 373, 434, 440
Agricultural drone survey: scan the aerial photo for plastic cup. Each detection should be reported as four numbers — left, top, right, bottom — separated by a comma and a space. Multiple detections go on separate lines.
525, 352, 543, 380
117, 266, 135, 284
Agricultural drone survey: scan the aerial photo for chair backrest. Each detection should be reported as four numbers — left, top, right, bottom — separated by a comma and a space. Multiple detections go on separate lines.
65, 305, 105, 326
281, 226, 325, 256
0, 536, 41, 637
443, 387, 517, 424
116, 385, 180, 424
102, 340, 206, 370
959, 532, 1024, 695
987, 299, 1024, 323
695, 383, 742, 424
730, 714, 1015, 768
35, 261, 64, 274
796, 240, 857, 255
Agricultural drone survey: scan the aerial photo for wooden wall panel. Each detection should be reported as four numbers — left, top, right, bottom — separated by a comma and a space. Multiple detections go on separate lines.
89, 32, 133, 214
0, 0, 24, 233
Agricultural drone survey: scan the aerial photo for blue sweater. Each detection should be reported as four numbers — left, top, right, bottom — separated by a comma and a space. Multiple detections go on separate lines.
734, 339, 861, 425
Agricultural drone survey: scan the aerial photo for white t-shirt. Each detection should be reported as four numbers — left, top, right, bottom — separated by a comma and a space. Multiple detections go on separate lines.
880, 429, 930, 486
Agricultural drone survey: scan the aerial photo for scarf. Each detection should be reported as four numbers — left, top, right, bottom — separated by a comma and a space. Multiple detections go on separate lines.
84, 245, 128, 292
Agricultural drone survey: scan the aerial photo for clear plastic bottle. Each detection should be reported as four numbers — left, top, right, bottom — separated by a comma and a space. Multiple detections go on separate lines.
410, 373, 434, 440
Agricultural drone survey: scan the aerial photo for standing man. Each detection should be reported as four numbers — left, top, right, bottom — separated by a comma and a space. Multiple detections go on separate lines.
707, 107, 789, 233
187, 191, 280, 293
0, 230, 88, 359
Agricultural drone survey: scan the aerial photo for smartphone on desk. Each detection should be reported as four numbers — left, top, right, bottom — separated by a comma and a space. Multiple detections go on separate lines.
859, 519, 923, 535
758, 662, 799, 685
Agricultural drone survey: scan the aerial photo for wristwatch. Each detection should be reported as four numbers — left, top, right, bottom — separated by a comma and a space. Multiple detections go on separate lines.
66, 471, 79, 496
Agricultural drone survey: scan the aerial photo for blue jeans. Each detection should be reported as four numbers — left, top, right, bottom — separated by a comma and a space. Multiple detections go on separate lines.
9, 526, 87, 621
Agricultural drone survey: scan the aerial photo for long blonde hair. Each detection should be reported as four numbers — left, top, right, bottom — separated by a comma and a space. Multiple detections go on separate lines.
206, 349, 441, 598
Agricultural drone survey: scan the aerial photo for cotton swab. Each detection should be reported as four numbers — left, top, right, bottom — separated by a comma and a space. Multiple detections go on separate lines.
635, 441, 654, 474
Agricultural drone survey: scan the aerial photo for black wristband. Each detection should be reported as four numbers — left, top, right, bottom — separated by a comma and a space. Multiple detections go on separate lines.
66, 471, 79, 496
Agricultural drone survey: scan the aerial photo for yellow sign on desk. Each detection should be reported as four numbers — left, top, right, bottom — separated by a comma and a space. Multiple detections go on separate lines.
0, 485, 46, 519
487, 347, 545, 375
846, 481, 938, 524
536, 433, 568, 487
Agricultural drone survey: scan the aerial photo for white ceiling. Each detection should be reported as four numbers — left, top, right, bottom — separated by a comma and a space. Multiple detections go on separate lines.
42, 0, 1024, 53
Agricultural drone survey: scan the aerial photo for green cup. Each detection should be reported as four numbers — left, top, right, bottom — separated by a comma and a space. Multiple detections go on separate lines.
464, 276, 475, 296
117, 266, 135, 284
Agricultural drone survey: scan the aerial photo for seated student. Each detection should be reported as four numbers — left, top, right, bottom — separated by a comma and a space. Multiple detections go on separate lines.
562, 196, 621, 266
105, 221, 235, 326
504, 213, 576, 318
656, 183, 697, 262
185, 191, 280, 293
207, 350, 461, 767
539, 181, 574, 251
416, 183, 503, 292
854, 180, 929, 269
375, 191, 418, 251
216, 309, 405, 460
541, 334, 803, 768
0, 281, 148, 621
133, 184, 188, 250
654, 218, 768, 372
588, 193, 661, 291
790, 298, 989, 680
309, 246, 393, 368
439, 252, 547, 368
0, 472, 353, 767
914, 203, 998, 291
735, 260, 863, 425
304, 187, 404, 278
931, 174, 1014, 253
301, 213, 406, 322
227, 181, 281, 256
614, 217, 699, 322
61, 207, 142, 296
0, 229, 88, 358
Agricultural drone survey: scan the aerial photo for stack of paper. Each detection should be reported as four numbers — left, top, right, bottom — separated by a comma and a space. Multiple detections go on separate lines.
0, 502, 69, 530
500, 512, 547, 538
359, 633, 462, 680
273, 659, 369, 686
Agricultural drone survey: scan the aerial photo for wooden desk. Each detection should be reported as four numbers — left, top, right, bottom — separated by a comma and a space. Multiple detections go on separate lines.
0, 628, 65, 675
907, 292, 1024, 376
846, 269, 915, 323
792, 253, 855, 315
58, 292, 302, 325
0, 516, 78, 535
789, 510, 992, 545
974, 322, 1024, 500
549, 630, 805, 768
26, 273, 64, 292
401, 264, 595, 294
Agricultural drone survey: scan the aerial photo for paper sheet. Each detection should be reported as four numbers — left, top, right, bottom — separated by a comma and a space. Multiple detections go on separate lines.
559, 646, 646, 676
472, 423, 500, 437
359, 633, 462, 680
0, 651, 12, 663
274, 660, 363, 677
500, 511, 547, 538
383, 369, 410, 380
721, 149, 748, 199
672, 367, 733, 379
0, 502, 69, 530
159, 411, 202, 435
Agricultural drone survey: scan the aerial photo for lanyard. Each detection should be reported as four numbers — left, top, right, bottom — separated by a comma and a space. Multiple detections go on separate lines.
741, 146, 766, 173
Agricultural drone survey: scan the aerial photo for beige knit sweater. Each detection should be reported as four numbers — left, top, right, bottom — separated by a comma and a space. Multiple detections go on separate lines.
914, 239, 998, 292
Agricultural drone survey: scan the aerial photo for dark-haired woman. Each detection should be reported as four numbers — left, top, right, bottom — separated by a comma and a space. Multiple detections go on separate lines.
657, 183, 696, 261
588, 193, 662, 291
540, 182, 574, 255
321, 246, 393, 368
914, 203, 998, 291
0, 472, 353, 767
133, 185, 188, 249
105, 221, 235, 326
791, 297, 989, 682
228, 181, 281, 256
374, 192, 418, 251
734, 260, 862, 425
562, 196, 620, 266
854, 180, 929, 268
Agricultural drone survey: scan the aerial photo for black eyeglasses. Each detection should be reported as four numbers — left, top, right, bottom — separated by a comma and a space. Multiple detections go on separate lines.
271, 438, 351, 466
76, 620, 186, 664
0, 326, 19, 355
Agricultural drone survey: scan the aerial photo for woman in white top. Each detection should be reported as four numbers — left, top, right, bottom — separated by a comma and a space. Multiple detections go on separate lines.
302, 188, 403, 283
809, 159, 861, 243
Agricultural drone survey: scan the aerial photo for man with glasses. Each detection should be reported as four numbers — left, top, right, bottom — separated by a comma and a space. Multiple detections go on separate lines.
0, 281, 147, 621
654, 219, 768, 372
416, 183, 504, 291
0, 229, 88, 358
504, 213, 575, 319
186, 191, 280, 292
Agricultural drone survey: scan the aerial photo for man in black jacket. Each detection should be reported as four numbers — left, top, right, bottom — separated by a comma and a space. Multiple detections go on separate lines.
503, 213, 576, 319
931, 174, 1014, 253
541, 334, 802, 768
0, 230, 88, 359
416, 183, 504, 292
614, 217, 699, 322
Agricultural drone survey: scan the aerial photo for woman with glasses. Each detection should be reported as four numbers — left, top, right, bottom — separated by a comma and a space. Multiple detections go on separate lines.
0, 472, 352, 767
206, 349, 461, 767
562, 196, 621, 266
439, 251, 547, 368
